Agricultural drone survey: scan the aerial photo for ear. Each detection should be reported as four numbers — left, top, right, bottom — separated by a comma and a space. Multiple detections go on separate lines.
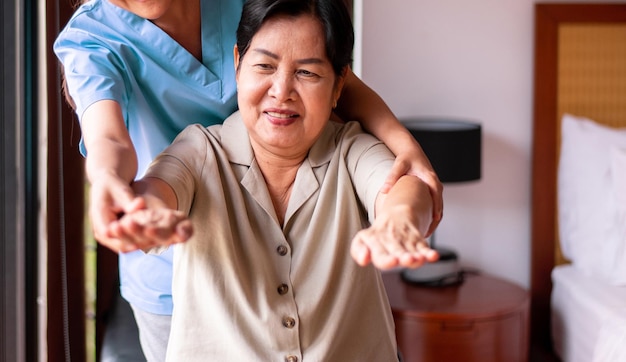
233, 45, 241, 81
333, 66, 349, 106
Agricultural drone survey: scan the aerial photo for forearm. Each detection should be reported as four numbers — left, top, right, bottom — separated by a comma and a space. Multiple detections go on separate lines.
131, 177, 178, 211
81, 100, 138, 185
85, 138, 138, 185
377, 175, 433, 235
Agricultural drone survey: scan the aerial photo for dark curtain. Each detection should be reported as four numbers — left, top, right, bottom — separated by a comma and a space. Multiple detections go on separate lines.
46, 0, 87, 360
1, 0, 39, 360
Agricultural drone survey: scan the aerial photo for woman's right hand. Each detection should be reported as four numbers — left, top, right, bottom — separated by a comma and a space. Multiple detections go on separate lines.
89, 173, 145, 252
108, 207, 193, 252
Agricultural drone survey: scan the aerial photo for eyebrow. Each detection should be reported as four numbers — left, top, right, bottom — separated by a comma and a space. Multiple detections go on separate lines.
252, 48, 325, 65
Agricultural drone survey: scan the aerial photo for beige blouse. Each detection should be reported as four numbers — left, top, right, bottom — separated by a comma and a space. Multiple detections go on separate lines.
146, 112, 399, 361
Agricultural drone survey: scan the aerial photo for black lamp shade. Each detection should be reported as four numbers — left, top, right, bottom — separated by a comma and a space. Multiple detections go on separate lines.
402, 119, 482, 183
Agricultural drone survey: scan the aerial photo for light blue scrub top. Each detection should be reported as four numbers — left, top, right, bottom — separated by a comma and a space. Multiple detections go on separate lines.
53, 0, 245, 315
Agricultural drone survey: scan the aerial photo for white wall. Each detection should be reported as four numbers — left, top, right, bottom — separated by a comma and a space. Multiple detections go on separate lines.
359, 0, 624, 288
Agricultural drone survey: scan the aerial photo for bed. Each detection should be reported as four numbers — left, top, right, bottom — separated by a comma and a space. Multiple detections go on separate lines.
530, 3, 626, 361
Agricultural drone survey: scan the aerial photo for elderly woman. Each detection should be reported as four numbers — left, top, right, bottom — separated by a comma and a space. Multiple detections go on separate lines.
110, 0, 437, 360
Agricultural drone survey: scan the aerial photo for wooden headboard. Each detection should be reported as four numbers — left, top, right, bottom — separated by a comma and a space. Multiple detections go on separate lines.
530, 3, 626, 353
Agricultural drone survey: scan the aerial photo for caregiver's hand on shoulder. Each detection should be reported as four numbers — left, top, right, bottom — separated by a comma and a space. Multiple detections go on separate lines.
107, 205, 193, 252
350, 206, 439, 270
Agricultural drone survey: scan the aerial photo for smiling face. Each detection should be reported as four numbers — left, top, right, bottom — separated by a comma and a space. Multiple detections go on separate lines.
235, 14, 346, 160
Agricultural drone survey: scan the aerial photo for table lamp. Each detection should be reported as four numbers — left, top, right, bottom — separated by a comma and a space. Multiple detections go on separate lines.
400, 118, 482, 286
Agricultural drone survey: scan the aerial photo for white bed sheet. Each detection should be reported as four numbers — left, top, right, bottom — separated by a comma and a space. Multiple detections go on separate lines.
551, 264, 626, 362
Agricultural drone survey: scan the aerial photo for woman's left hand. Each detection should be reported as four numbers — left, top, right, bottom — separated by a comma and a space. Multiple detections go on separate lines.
350, 206, 439, 270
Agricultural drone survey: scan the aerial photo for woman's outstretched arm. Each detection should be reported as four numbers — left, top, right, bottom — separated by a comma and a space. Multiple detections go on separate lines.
335, 69, 443, 237
351, 175, 438, 270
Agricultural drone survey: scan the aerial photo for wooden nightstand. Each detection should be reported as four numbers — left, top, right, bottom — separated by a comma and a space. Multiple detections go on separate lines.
383, 270, 529, 362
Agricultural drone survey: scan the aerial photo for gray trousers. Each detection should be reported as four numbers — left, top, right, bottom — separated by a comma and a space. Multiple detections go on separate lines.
130, 304, 172, 362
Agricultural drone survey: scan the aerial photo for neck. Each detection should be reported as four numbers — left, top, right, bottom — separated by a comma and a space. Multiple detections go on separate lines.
151, 0, 202, 60
253, 146, 306, 226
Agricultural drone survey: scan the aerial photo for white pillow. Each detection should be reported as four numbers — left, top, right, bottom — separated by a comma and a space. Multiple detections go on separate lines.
558, 114, 626, 285
612, 147, 626, 211
609, 147, 626, 283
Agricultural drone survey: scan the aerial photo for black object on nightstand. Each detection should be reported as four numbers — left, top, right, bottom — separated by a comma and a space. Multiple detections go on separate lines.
400, 119, 481, 286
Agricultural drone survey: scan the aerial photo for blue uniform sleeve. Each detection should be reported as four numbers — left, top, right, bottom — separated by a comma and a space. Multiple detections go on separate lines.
54, 28, 130, 123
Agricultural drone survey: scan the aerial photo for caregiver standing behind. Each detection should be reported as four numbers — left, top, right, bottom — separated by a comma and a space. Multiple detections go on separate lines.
54, 0, 443, 359
110, 0, 437, 360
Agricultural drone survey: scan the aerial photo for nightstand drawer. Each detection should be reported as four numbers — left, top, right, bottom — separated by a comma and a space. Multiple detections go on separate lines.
395, 312, 527, 362
383, 271, 529, 362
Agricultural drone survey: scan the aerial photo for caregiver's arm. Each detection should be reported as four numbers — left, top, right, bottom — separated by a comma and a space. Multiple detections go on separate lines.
335, 69, 443, 236
350, 175, 438, 270
82, 100, 144, 252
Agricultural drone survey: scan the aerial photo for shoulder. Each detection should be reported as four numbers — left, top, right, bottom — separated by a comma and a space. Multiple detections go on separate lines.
57, 0, 109, 36
173, 123, 234, 159
157, 124, 219, 174
54, 0, 137, 51
335, 121, 386, 153
307, 120, 389, 167
175, 124, 220, 145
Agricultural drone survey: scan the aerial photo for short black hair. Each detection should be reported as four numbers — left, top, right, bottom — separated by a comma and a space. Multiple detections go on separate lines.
236, 0, 354, 76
